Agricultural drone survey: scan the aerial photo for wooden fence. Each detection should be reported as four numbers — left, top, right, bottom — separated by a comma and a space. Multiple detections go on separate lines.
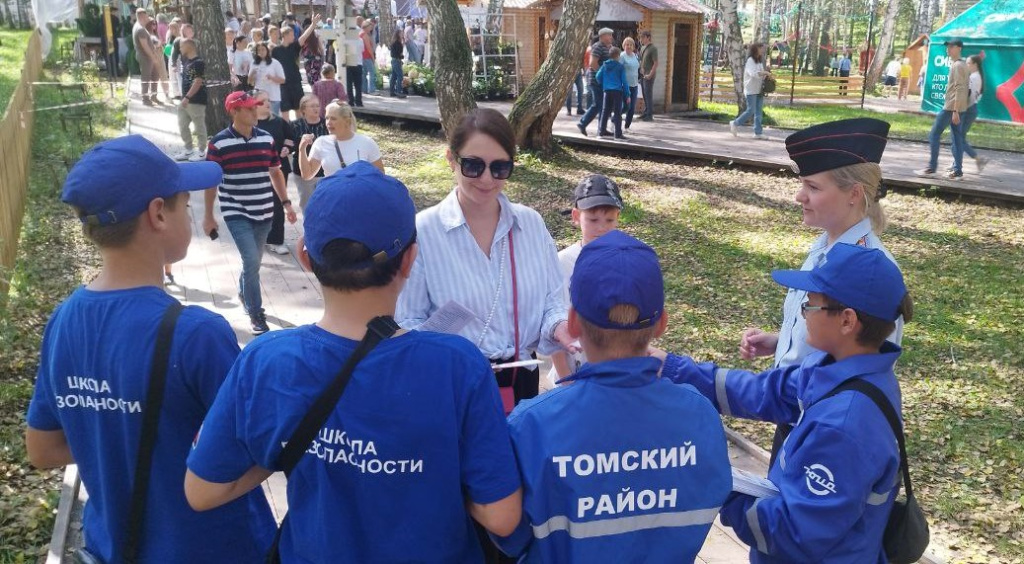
0, 31, 42, 296
699, 69, 866, 105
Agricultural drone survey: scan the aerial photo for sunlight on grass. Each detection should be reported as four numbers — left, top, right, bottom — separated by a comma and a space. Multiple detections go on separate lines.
0, 29, 33, 117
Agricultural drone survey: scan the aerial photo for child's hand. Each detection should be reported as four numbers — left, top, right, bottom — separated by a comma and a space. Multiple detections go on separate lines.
739, 328, 779, 360
553, 321, 579, 354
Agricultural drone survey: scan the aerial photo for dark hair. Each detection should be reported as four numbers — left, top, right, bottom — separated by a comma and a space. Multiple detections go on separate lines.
232, 35, 246, 52
76, 191, 185, 249
640, 30, 651, 39
748, 43, 764, 64
449, 108, 517, 160
967, 54, 984, 96
823, 293, 914, 348
309, 235, 417, 291
305, 27, 322, 54
254, 42, 272, 64
391, 29, 403, 45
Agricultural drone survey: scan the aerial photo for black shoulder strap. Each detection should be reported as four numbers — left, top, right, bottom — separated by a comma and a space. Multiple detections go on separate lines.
332, 140, 347, 171
123, 301, 184, 564
266, 316, 400, 564
821, 378, 914, 499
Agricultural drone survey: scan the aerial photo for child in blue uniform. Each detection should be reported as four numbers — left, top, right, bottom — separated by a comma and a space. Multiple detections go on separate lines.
657, 243, 915, 563
185, 161, 523, 563
25, 135, 275, 562
494, 230, 731, 562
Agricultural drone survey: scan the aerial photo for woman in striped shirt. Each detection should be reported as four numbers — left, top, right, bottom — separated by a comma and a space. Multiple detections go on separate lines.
396, 108, 575, 410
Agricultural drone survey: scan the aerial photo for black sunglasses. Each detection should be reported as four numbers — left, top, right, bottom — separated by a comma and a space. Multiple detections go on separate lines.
455, 155, 515, 180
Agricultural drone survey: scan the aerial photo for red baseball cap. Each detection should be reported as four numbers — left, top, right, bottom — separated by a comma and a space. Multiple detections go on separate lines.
224, 91, 262, 111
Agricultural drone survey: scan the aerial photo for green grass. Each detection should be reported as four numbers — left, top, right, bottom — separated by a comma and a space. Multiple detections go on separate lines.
698, 99, 1024, 153
0, 29, 33, 117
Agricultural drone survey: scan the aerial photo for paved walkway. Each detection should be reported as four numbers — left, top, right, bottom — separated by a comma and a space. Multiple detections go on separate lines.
353, 94, 1024, 203
121, 80, 761, 561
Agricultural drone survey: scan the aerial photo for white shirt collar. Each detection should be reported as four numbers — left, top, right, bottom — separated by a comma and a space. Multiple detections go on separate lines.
438, 189, 520, 235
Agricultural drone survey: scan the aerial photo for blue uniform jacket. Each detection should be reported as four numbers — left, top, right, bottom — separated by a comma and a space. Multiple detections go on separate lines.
595, 59, 631, 98
662, 344, 903, 563
494, 357, 731, 563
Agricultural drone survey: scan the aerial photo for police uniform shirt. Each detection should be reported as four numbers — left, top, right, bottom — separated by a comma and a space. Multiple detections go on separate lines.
494, 357, 731, 562
187, 325, 521, 562
775, 217, 903, 368
662, 346, 903, 563
27, 287, 275, 563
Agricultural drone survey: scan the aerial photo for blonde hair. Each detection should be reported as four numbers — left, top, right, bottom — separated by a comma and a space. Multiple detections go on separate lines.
828, 162, 888, 234
326, 101, 357, 132
577, 304, 660, 356
298, 94, 321, 113
623, 37, 635, 49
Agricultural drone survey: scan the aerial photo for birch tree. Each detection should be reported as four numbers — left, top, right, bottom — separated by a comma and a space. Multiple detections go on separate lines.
720, 0, 747, 109
421, 0, 477, 137
865, 0, 900, 92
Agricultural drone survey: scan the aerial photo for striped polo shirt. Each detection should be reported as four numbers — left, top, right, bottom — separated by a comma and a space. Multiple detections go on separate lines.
206, 126, 281, 222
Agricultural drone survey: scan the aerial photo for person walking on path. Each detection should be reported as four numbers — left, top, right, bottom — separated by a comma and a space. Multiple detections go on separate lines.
361, 20, 378, 95
620, 37, 640, 130
289, 95, 328, 212
916, 38, 969, 180
954, 54, 989, 175
414, 22, 427, 64
164, 20, 181, 98
883, 56, 901, 97
204, 91, 297, 335
730, 43, 771, 140
133, 9, 162, 105
249, 42, 286, 115
299, 102, 384, 181
389, 29, 407, 98
273, 26, 308, 120
898, 57, 912, 101
638, 30, 658, 121
255, 90, 296, 256
596, 47, 630, 140
173, 39, 208, 162
577, 28, 614, 136
312, 64, 347, 116
404, 20, 420, 65
230, 35, 252, 91
838, 49, 852, 95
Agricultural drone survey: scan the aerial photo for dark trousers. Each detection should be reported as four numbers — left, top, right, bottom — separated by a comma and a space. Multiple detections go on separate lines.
599, 90, 624, 137
624, 85, 638, 128
565, 70, 583, 113
579, 79, 603, 128
267, 184, 285, 245
346, 65, 363, 106
839, 70, 850, 95
640, 76, 655, 118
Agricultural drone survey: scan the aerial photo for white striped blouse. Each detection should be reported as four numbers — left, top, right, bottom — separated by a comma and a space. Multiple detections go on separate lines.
396, 189, 568, 360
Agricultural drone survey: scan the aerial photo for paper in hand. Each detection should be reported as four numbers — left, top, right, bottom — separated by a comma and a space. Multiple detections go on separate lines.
732, 467, 780, 498
418, 301, 478, 334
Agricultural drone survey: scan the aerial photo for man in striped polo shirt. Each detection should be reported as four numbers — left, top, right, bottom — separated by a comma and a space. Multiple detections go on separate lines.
204, 91, 296, 334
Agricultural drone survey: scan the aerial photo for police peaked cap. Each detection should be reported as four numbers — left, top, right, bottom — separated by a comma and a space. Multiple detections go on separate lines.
785, 118, 890, 176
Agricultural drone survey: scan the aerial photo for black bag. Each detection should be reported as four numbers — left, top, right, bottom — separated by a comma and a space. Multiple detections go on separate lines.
762, 74, 777, 94
265, 316, 400, 564
821, 378, 930, 564
74, 302, 184, 564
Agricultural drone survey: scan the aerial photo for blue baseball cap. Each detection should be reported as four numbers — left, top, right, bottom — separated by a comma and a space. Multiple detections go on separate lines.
570, 230, 664, 329
771, 243, 906, 321
62, 135, 222, 225
303, 161, 417, 265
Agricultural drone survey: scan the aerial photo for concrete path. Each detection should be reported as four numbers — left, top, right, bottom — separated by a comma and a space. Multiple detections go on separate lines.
352, 94, 1024, 203
120, 80, 762, 561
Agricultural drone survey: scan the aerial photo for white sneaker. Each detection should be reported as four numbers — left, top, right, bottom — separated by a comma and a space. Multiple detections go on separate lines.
266, 244, 289, 255
188, 150, 205, 162
753, 133, 767, 140
172, 149, 192, 161
729, 120, 738, 137
975, 156, 989, 174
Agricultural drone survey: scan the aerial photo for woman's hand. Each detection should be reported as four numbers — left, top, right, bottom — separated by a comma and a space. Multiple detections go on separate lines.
300, 133, 315, 148
738, 328, 779, 360
280, 147, 291, 159
553, 321, 579, 354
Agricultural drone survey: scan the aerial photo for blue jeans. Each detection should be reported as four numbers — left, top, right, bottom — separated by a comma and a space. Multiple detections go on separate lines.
624, 85, 638, 128
269, 100, 281, 116
735, 94, 764, 135
956, 104, 979, 160
579, 79, 603, 128
390, 57, 403, 95
224, 217, 272, 317
363, 56, 377, 93
565, 70, 583, 112
928, 109, 965, 173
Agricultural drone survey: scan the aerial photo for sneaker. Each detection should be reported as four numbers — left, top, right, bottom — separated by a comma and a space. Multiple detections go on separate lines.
251, 313, 270, 335
914, 168, 936, 177
142, 98, 154, 106
614, 135, 628, 140
753, 133, 767, 140
975, 156, 989, 174
266, 244, 289, 255
188, 150, 205, 162
729, 120, 738, 137
945, 170, 963, 180
598, 130, 612, 137
576, 123, 587, 136
171, 149, 193, 161
640, 115, 653, 122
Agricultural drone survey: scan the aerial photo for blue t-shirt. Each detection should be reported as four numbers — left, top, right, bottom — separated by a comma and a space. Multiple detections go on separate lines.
187, 325, 521, 563
494, 357, 732, 562
27, 286, 275, 563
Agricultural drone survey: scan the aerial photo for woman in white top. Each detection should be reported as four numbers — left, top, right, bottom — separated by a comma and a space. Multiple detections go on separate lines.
249, 42, 285, 115
729, 42, 772, 139
396, 108, 574, 410
956, 54, 988, 174
298, 101, 383, 179
413, 23, 427, 64
230, 35, 253, 90
620, 37, 641, 130
740, 118, 903, 462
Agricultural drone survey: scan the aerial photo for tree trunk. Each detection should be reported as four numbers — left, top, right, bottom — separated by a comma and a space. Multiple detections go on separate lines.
865, 0, 899, 92
507, 0, 599, 151
487, 0, 504, 33
192, 0, 233, 135
379, 0, 394, 53
805, 3, 821, 74
915, 0, 933, 36
422, 0, 477, 138
758, 0, 773, 44
720, 0, 747, 109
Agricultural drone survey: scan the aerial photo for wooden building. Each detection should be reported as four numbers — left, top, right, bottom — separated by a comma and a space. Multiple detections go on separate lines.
902, 34, 929, 96
504, 0, 706, 112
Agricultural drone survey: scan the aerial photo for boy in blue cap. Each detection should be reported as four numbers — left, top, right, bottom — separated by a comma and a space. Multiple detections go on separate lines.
656, 243, 915, 562
25, 135, 275, 562
494, 229, 731, 562
185, 161, 523, 562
